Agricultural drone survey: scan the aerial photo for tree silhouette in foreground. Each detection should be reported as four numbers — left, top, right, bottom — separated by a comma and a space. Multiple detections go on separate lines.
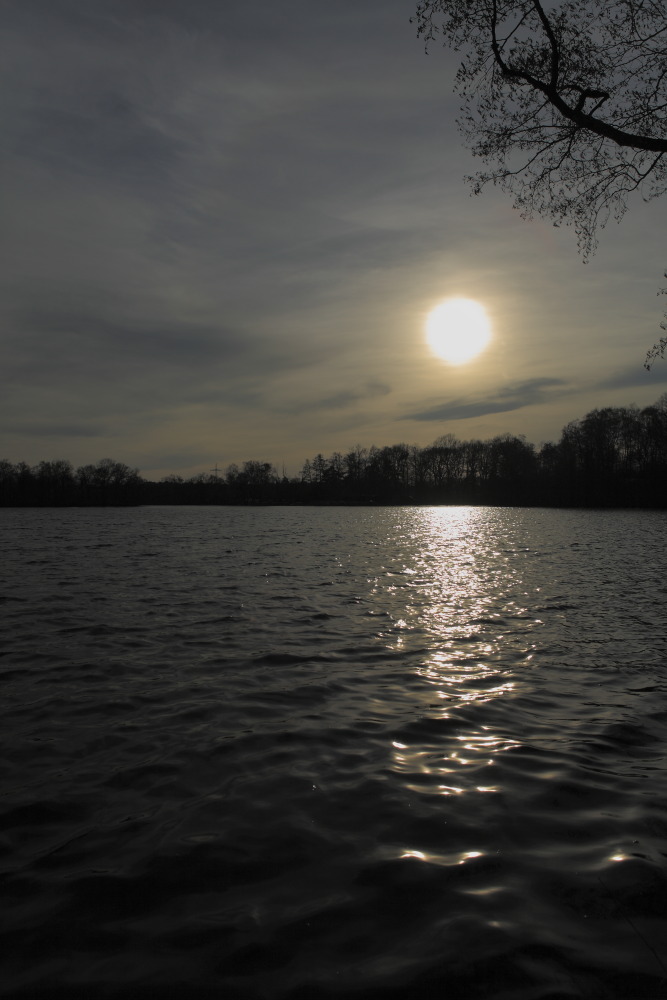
413, 0, 667, 358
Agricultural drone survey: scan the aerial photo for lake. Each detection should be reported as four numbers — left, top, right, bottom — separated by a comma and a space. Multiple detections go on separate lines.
2, 506, 667, 998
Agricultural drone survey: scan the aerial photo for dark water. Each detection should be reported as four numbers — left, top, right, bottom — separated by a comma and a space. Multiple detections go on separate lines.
2, 506, 667, 999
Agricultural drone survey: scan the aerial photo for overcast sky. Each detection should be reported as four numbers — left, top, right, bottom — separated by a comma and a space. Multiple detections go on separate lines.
3, 0, 666, 479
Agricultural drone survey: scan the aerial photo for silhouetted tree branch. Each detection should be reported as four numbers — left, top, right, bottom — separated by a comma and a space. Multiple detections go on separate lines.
414, 0, 666, 253
644, 271, 667, 368
412, 0, 667, 360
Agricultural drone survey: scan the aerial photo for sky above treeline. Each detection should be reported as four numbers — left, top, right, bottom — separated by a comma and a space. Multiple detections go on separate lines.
3, 0, 667, 480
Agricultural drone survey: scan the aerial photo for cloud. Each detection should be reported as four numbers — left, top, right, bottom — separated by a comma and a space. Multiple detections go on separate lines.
9, 421, 105, 438
275, 381, 392, 415
406, 378, 568, 422
596, 366, 667, 391
1, 0, 662, 478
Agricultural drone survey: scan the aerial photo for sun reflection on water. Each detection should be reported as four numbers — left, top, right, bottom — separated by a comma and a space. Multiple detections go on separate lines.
399, 847, 486, 866
382, 507, 535, 862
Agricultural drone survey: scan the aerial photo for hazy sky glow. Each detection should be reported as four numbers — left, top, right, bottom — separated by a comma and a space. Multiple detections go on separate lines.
3, 0, 666, 479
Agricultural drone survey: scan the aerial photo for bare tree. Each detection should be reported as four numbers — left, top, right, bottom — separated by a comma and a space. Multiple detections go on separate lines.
413, 0, 667, 358
644, 271, 667, 368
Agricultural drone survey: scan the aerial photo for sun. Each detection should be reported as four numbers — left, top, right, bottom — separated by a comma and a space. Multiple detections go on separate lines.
426, 298, 492, 364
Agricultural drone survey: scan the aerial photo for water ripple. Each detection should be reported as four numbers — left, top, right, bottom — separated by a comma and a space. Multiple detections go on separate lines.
1, 506, 667, 998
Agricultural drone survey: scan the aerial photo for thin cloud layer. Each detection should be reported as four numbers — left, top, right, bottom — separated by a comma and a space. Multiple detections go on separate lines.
406, 378, 568, 423
596, 367, 667, 392
1, 0, 663, 477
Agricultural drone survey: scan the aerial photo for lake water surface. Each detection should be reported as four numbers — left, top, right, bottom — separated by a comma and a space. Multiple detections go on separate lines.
2, 506, 667, 998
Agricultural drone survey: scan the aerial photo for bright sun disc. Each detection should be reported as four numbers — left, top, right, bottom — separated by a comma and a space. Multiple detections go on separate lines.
426, 298, 492, 364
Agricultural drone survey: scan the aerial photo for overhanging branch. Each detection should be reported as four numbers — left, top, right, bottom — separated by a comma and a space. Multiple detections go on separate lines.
489, 0, 667, 153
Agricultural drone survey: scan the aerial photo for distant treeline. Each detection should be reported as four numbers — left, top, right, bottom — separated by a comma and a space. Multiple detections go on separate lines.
3, 401, 667, 508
